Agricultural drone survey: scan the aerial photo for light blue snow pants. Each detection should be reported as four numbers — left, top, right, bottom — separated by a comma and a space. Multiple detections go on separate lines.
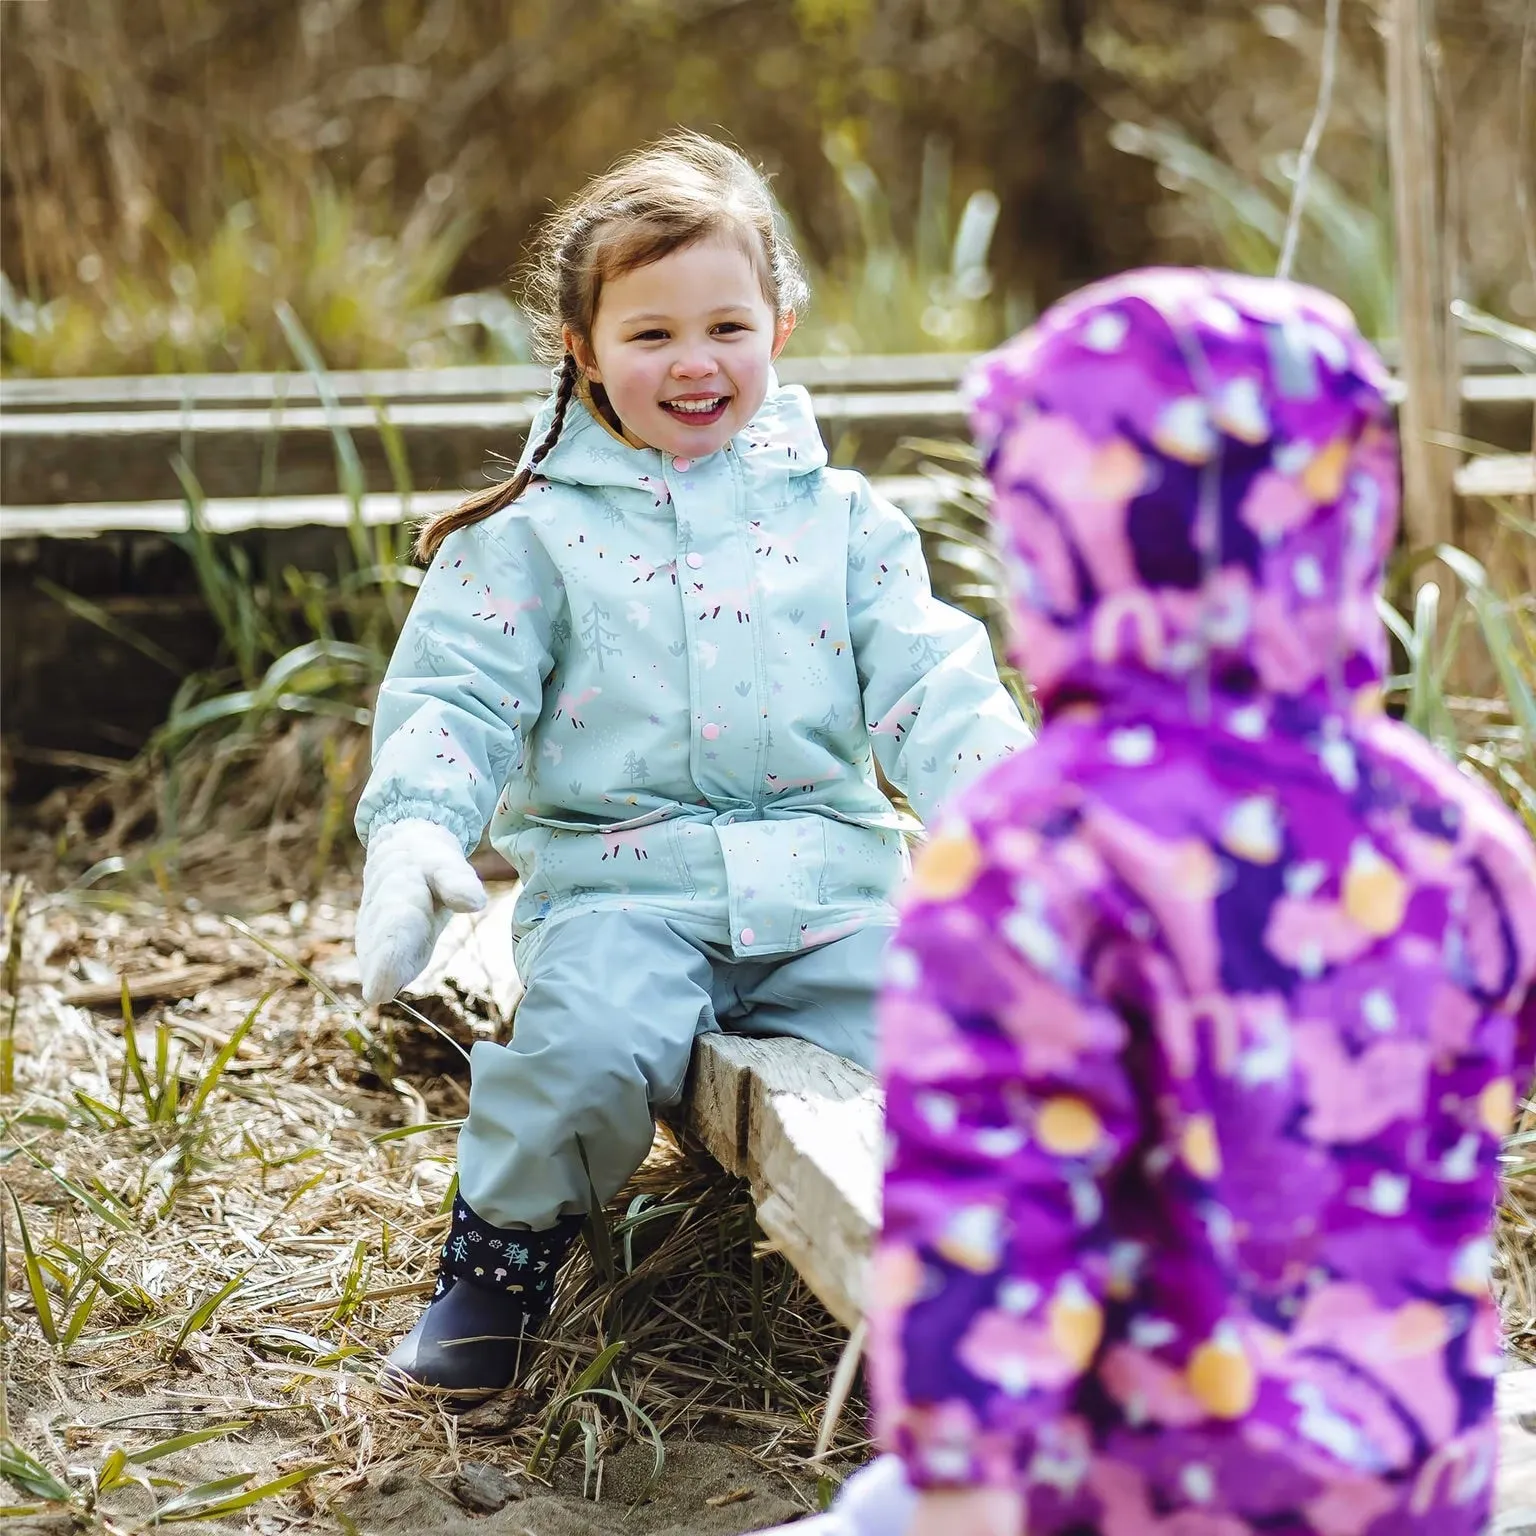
457, 909, 891, 1230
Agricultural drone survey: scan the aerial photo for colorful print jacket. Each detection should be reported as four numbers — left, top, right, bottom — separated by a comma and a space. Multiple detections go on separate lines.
870, 270, 1536, 1535
356, 373, 1029, 966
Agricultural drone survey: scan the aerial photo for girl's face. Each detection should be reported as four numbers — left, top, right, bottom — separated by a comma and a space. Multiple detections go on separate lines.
571, 235, 795, 460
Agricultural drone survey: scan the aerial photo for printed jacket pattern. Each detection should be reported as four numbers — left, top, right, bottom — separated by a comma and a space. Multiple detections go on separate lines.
870, 270, 1536, 1536
356, 373, 1030, 965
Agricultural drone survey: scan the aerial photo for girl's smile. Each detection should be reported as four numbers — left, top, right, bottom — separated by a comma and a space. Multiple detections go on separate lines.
570, 235, 795, 459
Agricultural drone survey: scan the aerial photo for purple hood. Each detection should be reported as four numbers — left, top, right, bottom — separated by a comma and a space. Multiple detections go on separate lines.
966, 268, 1400, 727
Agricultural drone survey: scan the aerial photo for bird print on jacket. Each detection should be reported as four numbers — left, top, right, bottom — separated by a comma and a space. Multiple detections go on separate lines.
870, 269, 1536, 1536
355, 370, 1030, 970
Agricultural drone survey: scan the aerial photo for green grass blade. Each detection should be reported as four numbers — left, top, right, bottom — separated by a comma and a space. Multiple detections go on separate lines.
6, 1190, 58, 1348
119, 982, 155, 1117
25, 1150, 135, 1233
220, 916, 363, 1023
0, 1439, 73, 1503
276, 301, 369, 566
566, 1339, 625, 1399
331, 1238, 367, 1324
564, 1387, 665, 1499
369, 1120, 463, 1144
72, 1092, 131, 1132
575, 1136, 615, 1285
1, 877, 24, 1097
147, 1472, 257, 1520
34, 576, 186, 676
152, 1464, 325, 1523
184, 991, 272, 1125
60, 1283, 100, 1348
1407, 580, 1441, 736
96, 1443, 129, 1492
166, 1271, 246, 1359
153, 1021, 178, 1123
128, 1421, 252, 1465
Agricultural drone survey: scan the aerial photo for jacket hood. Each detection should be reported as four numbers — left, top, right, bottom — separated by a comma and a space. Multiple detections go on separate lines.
518, 367, 829, 493
966, 269, 1399, 728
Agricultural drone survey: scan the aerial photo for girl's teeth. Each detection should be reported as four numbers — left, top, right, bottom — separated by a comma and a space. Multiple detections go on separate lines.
667, 398, 724, 414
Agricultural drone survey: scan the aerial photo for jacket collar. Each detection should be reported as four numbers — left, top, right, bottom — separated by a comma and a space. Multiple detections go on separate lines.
519, 368, 829, 492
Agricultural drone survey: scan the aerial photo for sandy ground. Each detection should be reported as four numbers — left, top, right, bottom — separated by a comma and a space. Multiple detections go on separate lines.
1, 877, 860, 1534
6, 870, 1536, 1535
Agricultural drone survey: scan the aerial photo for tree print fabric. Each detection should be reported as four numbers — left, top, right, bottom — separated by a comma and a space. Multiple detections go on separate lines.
355, 372, 1030, 970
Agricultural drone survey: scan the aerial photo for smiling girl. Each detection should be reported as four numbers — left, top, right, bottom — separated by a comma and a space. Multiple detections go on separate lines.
352, 132, 1031, 1396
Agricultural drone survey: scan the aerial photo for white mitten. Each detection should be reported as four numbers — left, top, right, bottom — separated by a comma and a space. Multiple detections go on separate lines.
356, 819, 487, 1005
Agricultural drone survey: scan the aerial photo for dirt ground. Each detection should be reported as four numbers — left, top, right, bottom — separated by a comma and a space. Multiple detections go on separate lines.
0, 873, 861, 1534
8, 861, 1536, 1535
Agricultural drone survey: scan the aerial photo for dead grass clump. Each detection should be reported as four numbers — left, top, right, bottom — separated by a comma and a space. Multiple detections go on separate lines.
0, 875, 857, 1531
9, 715, 371, 911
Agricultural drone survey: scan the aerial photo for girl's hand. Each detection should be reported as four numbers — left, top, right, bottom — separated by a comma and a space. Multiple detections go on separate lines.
356, 819, 486, 1005
904, 1487, 1023, 1536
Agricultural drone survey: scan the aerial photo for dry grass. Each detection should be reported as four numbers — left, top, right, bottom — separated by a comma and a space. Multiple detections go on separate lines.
0, 866, 862, 1531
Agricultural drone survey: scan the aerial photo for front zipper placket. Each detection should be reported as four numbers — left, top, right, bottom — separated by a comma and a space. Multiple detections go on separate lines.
670, 443, 766, 814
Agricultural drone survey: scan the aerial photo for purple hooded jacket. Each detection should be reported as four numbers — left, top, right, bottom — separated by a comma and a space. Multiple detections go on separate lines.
869, 270, 1536, 1535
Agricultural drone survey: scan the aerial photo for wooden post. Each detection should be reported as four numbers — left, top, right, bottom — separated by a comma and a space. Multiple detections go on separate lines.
1384, 0, 1460, 558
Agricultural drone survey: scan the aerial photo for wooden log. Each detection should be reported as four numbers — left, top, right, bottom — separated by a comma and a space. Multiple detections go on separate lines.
65, 960, 259, 1008
684, 1032, 880, 1331
418, 901, 881, 1328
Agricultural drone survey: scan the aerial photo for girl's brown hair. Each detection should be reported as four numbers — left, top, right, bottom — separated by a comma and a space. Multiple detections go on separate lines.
415, 132, 808, 562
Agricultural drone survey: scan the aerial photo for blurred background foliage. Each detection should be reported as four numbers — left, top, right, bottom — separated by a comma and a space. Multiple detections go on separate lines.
0, 0, 1532, 866
2, 0, 1532, 375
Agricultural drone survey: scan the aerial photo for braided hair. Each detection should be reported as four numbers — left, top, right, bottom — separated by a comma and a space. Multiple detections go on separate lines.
414, 132, 807, 564
414, 353, 577, 562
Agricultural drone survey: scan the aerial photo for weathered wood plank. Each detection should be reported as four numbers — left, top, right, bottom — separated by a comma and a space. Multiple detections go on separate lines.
0, 389, 966, 506
4, 368, 1531, 510
6, 450, 1527, 544
0, 476, 949, 541
1, 338, 1523, 413
1460, 453, 1535, 500
685, 1032, 880, 1331
416, 901, 881, 1327
0, 353, 979, 412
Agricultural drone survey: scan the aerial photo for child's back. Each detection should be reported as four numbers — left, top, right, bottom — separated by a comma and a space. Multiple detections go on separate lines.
870, 270, 1536, 1535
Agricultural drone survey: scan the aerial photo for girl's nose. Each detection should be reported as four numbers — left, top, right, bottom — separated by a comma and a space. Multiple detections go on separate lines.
671, 349, 718, 380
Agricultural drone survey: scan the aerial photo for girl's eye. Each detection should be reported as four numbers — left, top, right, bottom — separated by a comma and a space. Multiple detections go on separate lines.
630, 329, 669, 342
712, 322, 747, 336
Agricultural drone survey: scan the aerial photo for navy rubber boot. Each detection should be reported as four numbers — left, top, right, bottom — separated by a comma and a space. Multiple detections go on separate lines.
385, 1195, 584, 1396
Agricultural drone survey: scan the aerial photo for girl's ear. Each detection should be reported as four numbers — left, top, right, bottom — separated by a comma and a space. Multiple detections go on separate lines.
563, 327, 600, 382
771, 310, 796, 361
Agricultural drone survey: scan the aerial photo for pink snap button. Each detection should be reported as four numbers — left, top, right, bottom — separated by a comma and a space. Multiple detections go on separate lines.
740, 927, 755, 946
686, 552, 704, 569
672, 456, 692, 471
701, 722, 721, 741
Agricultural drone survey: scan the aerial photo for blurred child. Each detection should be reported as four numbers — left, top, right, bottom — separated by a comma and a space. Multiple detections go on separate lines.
351, 132, 1030, 1396
774, 269, 1536, 1535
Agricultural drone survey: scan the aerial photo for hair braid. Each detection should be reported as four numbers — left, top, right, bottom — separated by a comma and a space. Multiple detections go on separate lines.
414, 353, 580, 563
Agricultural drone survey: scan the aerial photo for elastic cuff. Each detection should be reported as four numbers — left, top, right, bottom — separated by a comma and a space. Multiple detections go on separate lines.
359, 795, 481, 855
435, 1194, 584, 1302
